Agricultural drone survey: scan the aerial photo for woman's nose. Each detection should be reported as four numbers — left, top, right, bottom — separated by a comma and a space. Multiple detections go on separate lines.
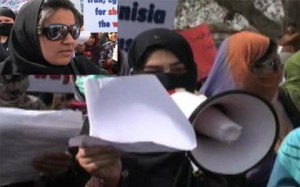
163, 67, 171, 74
63, 32, 76, 44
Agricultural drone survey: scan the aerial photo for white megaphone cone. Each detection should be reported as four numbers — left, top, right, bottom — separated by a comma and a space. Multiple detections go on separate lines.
76, 31, 91, 45
194, 107, 242, 143
170, 90, 206, 118
171, 90, 279, 176
170, 90, 242, 144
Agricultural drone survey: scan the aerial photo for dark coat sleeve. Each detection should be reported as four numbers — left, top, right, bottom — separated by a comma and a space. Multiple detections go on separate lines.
0, 44, 9, 62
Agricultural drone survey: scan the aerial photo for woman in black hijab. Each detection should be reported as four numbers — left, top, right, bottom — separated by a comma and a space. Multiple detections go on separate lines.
0, 0, 104, 74
0, 7, 15, 50
120, 28, 198, 187
76, 28, 200, 187
128, 28, 198, 92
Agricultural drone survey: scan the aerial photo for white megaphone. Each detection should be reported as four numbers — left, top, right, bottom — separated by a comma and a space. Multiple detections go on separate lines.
170, 90, 279, 176
76, 31, 91, 45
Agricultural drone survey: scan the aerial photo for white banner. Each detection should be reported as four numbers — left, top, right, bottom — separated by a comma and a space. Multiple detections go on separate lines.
27, 75, 74, 93
118, 0, 179, 53
83, 0, 118, 32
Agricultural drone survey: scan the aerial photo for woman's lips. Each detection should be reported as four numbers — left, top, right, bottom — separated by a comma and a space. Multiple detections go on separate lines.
59, 50, 73, 55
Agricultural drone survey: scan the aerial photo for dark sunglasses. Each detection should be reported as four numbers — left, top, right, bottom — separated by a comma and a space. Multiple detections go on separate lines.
251, 53, 283, 76
37, 24, 80, 41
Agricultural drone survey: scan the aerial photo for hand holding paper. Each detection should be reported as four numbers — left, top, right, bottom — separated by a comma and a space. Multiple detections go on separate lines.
0, 108, 83, 185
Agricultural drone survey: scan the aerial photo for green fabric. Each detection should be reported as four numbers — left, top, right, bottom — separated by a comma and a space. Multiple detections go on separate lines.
278, 128, 300, 185
75, 75, 110, 95
282, 51, 300, 111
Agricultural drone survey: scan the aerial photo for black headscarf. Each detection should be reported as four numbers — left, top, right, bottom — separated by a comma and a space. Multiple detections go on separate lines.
0, 7, 15, 20
128, 28, 198, 92
0, 0, 102, 74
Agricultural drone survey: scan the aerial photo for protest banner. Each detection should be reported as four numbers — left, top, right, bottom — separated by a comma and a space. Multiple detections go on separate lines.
83, 0, 118, 32
118, 0, 178, 53
178, 23, 217, 81
27, 75, 73, 93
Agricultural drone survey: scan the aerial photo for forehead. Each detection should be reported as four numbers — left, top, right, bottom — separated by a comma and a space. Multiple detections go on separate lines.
0, 16, 14, 22
145, 49, 182, 66
43, 8, 75, 26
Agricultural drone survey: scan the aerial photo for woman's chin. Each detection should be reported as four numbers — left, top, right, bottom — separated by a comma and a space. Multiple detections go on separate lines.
48, 60, 71, 66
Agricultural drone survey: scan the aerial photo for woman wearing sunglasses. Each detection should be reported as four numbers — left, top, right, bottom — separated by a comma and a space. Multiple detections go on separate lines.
0, 0, 104, 74
199, 31, 292, 187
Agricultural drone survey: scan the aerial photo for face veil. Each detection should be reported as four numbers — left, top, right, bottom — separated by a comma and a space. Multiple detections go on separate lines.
128, 28, 198, 92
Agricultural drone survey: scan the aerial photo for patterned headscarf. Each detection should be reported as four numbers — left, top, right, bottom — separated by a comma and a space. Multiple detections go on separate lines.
200, 31, 282, 102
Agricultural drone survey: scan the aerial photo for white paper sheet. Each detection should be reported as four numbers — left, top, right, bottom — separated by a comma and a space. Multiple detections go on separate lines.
0, 108, 83, 185
70, 75, 196, 153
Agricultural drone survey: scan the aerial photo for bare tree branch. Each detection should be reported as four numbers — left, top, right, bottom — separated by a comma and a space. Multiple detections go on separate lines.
281, 0, 300, 27
214, 0, 281, 39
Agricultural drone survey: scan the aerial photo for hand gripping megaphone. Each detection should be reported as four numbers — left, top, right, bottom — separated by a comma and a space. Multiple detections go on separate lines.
170, 90, 279, 177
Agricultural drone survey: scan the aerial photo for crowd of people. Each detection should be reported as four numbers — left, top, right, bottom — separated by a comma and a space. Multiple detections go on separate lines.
74, 32, 119, 75
0, 0, 300, 187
